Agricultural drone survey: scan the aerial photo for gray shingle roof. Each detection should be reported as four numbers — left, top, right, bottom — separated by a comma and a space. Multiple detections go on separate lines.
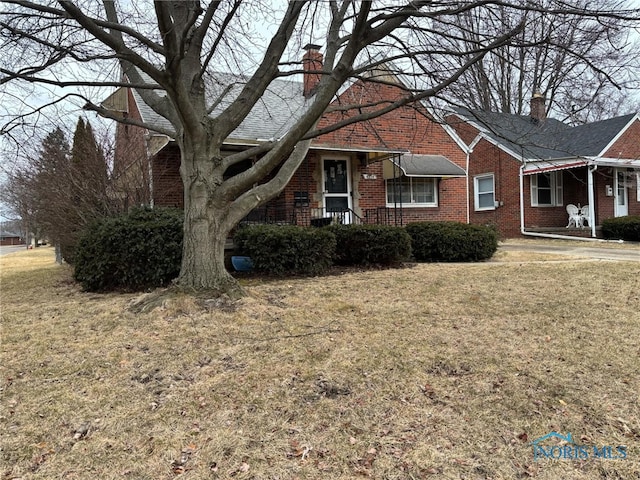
455, 108, 637, 160
553, 114, 637, 157
131, 70, 310, 143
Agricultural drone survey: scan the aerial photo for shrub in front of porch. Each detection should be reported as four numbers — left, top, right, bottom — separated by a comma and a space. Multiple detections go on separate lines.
325, 224, 411, 266
234, 225, 335, 275
602, 215, 640, 242
406, 221, 498, 262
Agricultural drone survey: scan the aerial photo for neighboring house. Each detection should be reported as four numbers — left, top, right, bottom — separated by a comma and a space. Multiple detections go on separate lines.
450, 96, 640, 238
104, 46, 470, 228
0, 227, 24, 246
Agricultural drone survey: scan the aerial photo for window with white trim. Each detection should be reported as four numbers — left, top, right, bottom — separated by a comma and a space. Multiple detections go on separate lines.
531, 171, 563, 206
474, 174, 495, 211
386, 177, 437, 206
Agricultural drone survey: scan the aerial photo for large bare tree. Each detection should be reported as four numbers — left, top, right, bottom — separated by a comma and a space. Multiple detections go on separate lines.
1, 1, 638, 296
427, 0, 640, 123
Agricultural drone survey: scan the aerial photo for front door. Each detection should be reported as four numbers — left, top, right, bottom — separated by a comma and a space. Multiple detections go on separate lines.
615, 169, 628, 217
323, 158, 352, 223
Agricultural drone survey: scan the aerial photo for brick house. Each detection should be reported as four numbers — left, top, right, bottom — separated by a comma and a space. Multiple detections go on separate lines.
450, 96, 640, 238
0, 230, 24, 246
105, 46, 470, 227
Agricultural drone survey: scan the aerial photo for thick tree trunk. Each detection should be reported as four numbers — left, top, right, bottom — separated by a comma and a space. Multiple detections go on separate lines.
178, 212, 241, 297
174, 125, 312, 297
176, 140, 244, 298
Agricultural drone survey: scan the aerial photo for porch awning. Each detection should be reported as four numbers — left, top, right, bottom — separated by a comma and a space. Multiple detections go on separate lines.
522, 159, 587, 175
383, 154, 466, 179
590, 158, 640, 169
523, 157, 640, 175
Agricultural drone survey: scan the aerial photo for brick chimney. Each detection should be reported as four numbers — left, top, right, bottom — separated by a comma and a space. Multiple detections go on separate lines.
530, 91, 546, 122
302, 44, 323, 98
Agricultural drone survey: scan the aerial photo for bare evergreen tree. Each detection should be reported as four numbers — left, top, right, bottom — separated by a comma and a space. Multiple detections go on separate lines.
3, 120, 114, 263
1, 1, 638, 295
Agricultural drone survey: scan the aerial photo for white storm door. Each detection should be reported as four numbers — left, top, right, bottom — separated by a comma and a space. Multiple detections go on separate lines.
323, 158, 352, 221
615, 169, 629, 217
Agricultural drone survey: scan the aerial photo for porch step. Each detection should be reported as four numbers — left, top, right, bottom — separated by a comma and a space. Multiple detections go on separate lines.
526, 226, 602, 238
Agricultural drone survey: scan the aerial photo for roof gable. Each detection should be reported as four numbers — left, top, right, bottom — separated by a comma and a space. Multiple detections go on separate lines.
554, 113, 638, 157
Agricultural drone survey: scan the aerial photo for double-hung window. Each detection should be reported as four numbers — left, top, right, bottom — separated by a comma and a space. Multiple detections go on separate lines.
386, 177, 437, 206
474, 174, 495, 211
531, 171, 563, 206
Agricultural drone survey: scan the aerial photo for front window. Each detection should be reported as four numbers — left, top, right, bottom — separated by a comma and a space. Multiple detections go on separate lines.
474, 174, 495, 211
531, 171, 563, 206
386, 177, 437, 206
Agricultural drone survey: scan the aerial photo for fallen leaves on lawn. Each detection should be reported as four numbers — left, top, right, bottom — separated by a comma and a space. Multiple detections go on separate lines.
170, 443, 198, 475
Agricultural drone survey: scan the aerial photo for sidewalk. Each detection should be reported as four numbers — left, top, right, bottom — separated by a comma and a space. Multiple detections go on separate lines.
499, 240, 640, 262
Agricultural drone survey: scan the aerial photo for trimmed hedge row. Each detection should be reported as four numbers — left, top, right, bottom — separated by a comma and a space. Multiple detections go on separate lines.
234, 224, 336, 275
406, 221, 498, 262
73, 210, 499, 291
236, 222, 497, 273
325, 224, 412, 266
601, 215, 640, 242
74, 207, 183, 291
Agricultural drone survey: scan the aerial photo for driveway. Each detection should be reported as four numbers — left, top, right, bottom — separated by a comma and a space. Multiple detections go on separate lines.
499, 241, 640, 262
0, 245, 27, 256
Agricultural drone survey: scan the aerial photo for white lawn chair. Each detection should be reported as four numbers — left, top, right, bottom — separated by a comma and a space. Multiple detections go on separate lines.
580, 204, 590, 228
566, 204, 582, 228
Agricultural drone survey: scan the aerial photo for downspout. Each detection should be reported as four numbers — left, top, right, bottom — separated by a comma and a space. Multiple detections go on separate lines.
519, 161, 601, 242
587, 164, 597, 238
148, 154, 154, 208
519, 162, 526, 235
465, 149, 470, 224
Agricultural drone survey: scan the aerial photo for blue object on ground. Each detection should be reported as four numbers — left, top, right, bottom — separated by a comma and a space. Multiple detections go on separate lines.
231, 256, 254, 272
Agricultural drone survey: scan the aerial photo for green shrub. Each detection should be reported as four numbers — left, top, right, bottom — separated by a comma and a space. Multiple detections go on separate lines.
74, 207, 183, 291
406, 221, 498, 262
601, 215, 640, 242
234, 224, 335, 275
325, 224, 411, 265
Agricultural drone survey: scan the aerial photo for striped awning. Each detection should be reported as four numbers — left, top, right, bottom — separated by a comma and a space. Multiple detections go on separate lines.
522, 159, 588, 175
523, 157, 640, 175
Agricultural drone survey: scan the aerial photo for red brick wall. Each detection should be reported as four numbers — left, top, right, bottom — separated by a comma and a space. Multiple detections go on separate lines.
591, 167, 640, 219
0, 237, 23, 246
466, 139, 522, 237
152, 145, 183, 208
306, 78, 468, 223
523, 175, 568, 229
630, 181, 640, 216
446, 114, 481, 146
604, 118, 640, 159
113, 88, 151, 207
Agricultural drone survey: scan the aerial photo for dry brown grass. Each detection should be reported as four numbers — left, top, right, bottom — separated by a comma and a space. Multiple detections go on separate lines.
1, 247, 639, 479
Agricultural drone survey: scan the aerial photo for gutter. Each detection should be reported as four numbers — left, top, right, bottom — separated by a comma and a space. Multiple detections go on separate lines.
519, 162, 601, 242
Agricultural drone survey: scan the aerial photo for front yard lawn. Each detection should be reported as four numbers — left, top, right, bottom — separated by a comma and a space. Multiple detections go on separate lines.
1, 247, 638, 479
